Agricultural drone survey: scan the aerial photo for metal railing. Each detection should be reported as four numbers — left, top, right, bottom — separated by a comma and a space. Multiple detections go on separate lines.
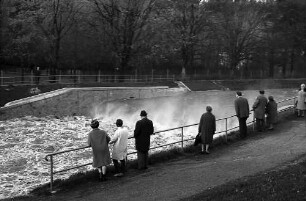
44, 96, 297, 192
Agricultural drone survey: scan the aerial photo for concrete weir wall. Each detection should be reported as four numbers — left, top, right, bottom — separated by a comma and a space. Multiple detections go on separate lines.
0, 87, 187, 120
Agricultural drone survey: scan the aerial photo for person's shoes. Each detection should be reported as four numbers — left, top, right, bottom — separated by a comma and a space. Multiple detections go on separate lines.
205, 150, 210, 154
99, 173, 107, 182
114, 173, 124, 177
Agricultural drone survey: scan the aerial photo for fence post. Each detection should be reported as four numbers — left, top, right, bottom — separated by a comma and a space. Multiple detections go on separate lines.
293, 97, 296, 114
98, 70, 101, 83
58, 71, 62, 84
50, 155, 54, 193
181, 127, 184, 151
0, 70, 3, 86
225, 118, 228, 143
252, 112, 255, 131
78, 73, 81, 84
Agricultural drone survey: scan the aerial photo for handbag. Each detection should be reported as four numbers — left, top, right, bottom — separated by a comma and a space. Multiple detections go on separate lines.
194, 133, 202, 146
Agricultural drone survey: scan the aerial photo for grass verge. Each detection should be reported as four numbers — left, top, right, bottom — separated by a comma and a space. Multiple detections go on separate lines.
181, 155, 306, 201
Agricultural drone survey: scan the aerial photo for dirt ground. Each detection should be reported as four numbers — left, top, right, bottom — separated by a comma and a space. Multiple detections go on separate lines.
9, 113, 305, 201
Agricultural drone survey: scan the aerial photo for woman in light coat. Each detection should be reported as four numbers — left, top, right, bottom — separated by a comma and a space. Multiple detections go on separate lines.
296, 84, 306, 117
88, 119, 111, 181
109, 119, 129, 177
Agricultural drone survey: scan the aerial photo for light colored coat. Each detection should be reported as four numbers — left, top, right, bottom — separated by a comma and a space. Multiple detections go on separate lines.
111, 127, 129, 160
88, 128, 111, 168
296, 90, 306, 110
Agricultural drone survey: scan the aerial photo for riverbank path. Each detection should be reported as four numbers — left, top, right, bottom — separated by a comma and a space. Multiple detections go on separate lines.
34, 114, 306, 201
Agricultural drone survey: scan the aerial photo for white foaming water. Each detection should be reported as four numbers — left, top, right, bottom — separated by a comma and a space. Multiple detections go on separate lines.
0, 89, 297, 198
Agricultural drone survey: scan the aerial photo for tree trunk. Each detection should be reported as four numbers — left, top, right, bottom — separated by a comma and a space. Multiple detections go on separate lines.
290, 49, 295, 77
268, 49, 274, 78
281, 51, 288, 78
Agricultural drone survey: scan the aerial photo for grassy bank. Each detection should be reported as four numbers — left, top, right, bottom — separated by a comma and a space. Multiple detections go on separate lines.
182, 155, 306, 201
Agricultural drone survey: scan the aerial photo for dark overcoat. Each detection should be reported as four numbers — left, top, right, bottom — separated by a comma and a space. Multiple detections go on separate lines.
198, 112, 216, 145
235, 97, 250, 118
266, 100, 278, 124
253, 94, 268, 119
88, 128, 111, 168
134, 117, 154, 152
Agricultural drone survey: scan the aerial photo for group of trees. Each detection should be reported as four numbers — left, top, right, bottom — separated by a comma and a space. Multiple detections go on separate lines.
0, 0, 306, 79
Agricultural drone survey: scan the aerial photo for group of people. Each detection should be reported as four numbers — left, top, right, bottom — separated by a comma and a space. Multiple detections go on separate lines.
87, 110, 153, 181
198, 90, 279, 154
87, 84, 306, 181
234, 90, 278, 136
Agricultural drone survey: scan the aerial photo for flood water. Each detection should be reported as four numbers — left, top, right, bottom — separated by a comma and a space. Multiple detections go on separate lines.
0, 89, 297, 199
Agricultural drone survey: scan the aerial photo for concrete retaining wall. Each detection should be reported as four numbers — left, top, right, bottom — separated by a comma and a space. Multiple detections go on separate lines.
0, 87, 186, 120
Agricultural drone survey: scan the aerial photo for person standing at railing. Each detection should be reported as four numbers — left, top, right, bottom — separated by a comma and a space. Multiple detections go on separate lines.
109, 119, 129, 177
296, 84, 306, 117
88, 119, 111, 181
198, 106, 216, 154
234, 91, 250, 139
266, 96, 278, 130
134, 110, 154, 170
253, 90, 268, 132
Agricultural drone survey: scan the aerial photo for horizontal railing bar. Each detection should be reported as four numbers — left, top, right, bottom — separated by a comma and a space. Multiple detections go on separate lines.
53, 150, 140, 175
54, 162, 92, 174
45, 146, 90, 160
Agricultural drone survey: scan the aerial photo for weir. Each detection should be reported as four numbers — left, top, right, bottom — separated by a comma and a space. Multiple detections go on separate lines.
0, 86, 187, 120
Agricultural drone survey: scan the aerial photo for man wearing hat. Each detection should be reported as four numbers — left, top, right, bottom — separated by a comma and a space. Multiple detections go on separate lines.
253, 90, 268, 132
234, 91, 250, 139
109, 119, 129, 177
134, 110, 154, 170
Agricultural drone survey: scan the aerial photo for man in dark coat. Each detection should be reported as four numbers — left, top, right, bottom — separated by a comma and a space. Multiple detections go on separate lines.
234, 91, 250, 139
198, 106, 216, 154
266, 96, 278, 130
134, 110, 154, 170
253, 90, 268, 132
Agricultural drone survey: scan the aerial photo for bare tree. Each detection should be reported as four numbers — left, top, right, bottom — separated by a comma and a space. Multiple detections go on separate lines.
157, 0, 208, 78
35, 0, 82, 74
90, 0, 156, 74
214, 2, 267, 77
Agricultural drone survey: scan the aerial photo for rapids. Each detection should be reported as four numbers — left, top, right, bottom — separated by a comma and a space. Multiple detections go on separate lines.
0, 89, 298, 199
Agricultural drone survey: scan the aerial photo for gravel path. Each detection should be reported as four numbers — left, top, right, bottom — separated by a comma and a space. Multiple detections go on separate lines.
22, 116, 306, 201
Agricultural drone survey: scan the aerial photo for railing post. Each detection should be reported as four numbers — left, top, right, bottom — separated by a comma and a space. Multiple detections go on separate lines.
0, 70, 3, 86
293, 97, 296, 114
225, 118, 228, 143
50, 155, 54, 193
252, 112, 255, 131
58, 72, 62, 84
181, 127, 184, 150
98, 70, 101, 83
